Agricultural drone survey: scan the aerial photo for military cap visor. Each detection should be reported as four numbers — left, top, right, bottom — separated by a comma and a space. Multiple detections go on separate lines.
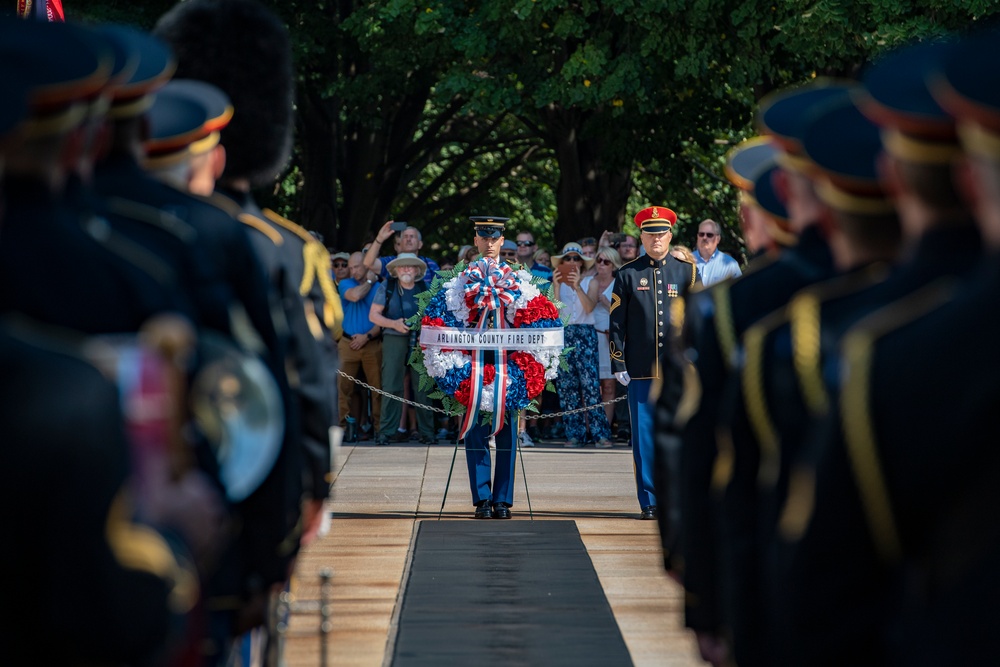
859, 38, 956, 140
471, 215, 508, 238
802, 96, 885, 197
758, 82, 857, 155
0, 19, 112, 112
725, 136, 780, 191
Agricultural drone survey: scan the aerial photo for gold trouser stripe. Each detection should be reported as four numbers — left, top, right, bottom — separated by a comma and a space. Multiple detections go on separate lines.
790, 293, 829, 416
841, 331, 901, 563
742, 326, 779, 487
713, 287, 737, 371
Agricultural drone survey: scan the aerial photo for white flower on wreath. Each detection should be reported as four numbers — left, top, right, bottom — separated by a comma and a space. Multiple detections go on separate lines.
443, 276, 470, 324
423, 349, 471, 378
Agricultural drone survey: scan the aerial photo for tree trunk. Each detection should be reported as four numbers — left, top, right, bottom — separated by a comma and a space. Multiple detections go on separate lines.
298, 87, 339, 246
544, 105, 632, 246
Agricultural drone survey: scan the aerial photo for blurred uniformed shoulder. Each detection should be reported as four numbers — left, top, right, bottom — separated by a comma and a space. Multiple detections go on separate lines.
103, 196, 198, 244
618, 255, 647, 273
193, 191, 244, 219
262, 208, 318, 245
238, 212, 284, 246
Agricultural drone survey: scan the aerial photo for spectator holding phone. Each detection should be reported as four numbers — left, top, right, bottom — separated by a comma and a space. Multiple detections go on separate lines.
551, 242, 613, 448
601, 230, 640, 262
363, 221, 441, 284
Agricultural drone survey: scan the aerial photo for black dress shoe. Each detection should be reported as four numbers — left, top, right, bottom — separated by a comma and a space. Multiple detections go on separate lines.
474, 501, 493, 519
640, 505, 657, 520
493, 503, 512, 519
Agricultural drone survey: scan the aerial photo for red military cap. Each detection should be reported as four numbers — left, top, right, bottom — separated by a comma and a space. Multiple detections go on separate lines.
633, 205, 677, 233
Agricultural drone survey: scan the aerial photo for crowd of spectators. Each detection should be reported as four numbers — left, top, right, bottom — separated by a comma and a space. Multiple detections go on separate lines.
328, 217, 743, 446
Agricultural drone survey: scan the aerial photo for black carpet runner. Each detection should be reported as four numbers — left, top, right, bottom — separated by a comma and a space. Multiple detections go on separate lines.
391, 520, 633, 666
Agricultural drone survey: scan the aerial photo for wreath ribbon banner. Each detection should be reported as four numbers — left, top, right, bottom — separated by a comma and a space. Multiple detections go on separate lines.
418, 326, 565, 350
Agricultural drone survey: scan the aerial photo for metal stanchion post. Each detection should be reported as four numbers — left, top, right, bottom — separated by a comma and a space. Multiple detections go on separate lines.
319, 569, 333, 667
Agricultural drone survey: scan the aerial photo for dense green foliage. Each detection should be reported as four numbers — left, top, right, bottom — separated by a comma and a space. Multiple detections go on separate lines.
76, 0, 1000, 263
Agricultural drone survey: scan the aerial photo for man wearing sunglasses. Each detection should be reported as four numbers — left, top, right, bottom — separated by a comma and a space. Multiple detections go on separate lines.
694, 219, 742, 286
331, 251, 351, 286
610, 206, 699, 521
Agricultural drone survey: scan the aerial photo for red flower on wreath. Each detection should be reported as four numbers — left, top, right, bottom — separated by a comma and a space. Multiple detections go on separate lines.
513, 295, 560, 327
509, 352, 546, 399
455, 379, 471, 407
421, 316, 445, 327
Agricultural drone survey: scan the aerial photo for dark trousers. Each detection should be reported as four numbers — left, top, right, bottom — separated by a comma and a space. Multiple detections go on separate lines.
464, 416, 519, 506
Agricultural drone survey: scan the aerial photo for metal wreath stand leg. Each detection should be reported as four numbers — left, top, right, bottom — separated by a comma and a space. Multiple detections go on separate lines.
436, 423, 533, 521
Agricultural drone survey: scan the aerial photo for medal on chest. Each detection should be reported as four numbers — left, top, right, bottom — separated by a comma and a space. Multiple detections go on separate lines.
667, 283, 679, 297
637, 277, 650, 291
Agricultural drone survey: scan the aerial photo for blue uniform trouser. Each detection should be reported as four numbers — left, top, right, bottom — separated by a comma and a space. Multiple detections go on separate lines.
464, 416, 518, 506
628, 379, 656, 509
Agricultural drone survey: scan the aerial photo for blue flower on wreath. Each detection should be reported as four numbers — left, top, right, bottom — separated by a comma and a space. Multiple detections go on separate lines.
425, 290, 463, 328
521, 317, 563, 329
504, 361, 529, 411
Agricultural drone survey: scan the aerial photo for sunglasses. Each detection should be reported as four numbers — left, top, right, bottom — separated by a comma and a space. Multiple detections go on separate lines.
516, 240, 535, 247
501, 250, 517, 256
698, 232, 717, 238
332, 262, 348, 268
595, 257, 612, 265
562, 255, 583, 263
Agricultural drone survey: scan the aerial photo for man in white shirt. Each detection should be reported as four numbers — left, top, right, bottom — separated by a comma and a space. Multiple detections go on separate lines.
694, 219, 742, 286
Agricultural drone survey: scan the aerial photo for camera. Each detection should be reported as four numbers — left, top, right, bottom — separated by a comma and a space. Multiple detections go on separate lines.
390, 221, 408, 233
609, 233, 627, 247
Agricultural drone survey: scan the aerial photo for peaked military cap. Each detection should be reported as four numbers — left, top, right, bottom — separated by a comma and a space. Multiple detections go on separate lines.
933, 27, 1000, 159
164, 79, 234, 156
94, 25, 175, 120
143, 89, 209, 169
725, 136, 780, 191
633, 205, 676, 233
154, 0, 294, 187
757, 80, 857, 172
0, 18, 111, 136
802, 96, 893, 214
858, 38, 959, 164
470, 215, 508, 238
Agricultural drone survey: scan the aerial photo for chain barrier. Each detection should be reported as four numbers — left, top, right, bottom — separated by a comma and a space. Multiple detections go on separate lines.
336, 369, 626, 420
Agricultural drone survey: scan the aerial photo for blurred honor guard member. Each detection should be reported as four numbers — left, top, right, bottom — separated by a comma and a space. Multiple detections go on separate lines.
465, 216, 520, 520
610, 206, 698, 519
155, 0, 342, 553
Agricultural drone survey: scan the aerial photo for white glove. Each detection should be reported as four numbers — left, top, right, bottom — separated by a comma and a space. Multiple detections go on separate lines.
614, 371, 631, 387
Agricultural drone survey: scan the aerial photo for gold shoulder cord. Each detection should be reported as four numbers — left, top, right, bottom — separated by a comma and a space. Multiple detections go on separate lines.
840, 280, 956, 563
742, 324, 780, 487
689, 261, 698, 287
262, 209, 344, 338
237, 213, 284, 246
789, 293, 828, 417
712, 286, 737, 371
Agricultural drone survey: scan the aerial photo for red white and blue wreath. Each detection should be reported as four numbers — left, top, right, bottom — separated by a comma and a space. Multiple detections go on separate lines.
408, 257, 568, 439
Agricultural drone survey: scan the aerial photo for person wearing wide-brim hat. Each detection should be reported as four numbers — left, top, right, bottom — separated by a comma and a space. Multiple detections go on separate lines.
384, 252, 428, 278
369, 251, 436, 447
551, 242, 596, 271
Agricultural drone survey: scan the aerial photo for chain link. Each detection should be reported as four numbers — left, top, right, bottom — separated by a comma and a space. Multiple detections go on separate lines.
336, 369, 627, 420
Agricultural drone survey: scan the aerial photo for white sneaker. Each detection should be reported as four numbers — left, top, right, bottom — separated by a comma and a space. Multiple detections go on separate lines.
518, 431, 535, 448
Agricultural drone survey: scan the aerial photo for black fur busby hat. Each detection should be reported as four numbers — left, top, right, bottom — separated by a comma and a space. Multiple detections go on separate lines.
153, 0, 293, 188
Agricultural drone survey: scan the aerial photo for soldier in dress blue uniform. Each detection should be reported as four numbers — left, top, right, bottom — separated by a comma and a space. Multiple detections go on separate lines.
464, 216, 521, 520
154, 0, 341, 558
667, 82, 849, 667
770, 36, 988, 667
609, 205, 698, 521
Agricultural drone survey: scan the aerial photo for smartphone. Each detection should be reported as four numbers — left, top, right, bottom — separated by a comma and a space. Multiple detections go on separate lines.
609, 233, 627, 246
557, 261, 575, 283
390, 221, 407, 233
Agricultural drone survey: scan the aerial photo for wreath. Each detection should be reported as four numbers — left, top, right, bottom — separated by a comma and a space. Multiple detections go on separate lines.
408, 257, 568, 438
